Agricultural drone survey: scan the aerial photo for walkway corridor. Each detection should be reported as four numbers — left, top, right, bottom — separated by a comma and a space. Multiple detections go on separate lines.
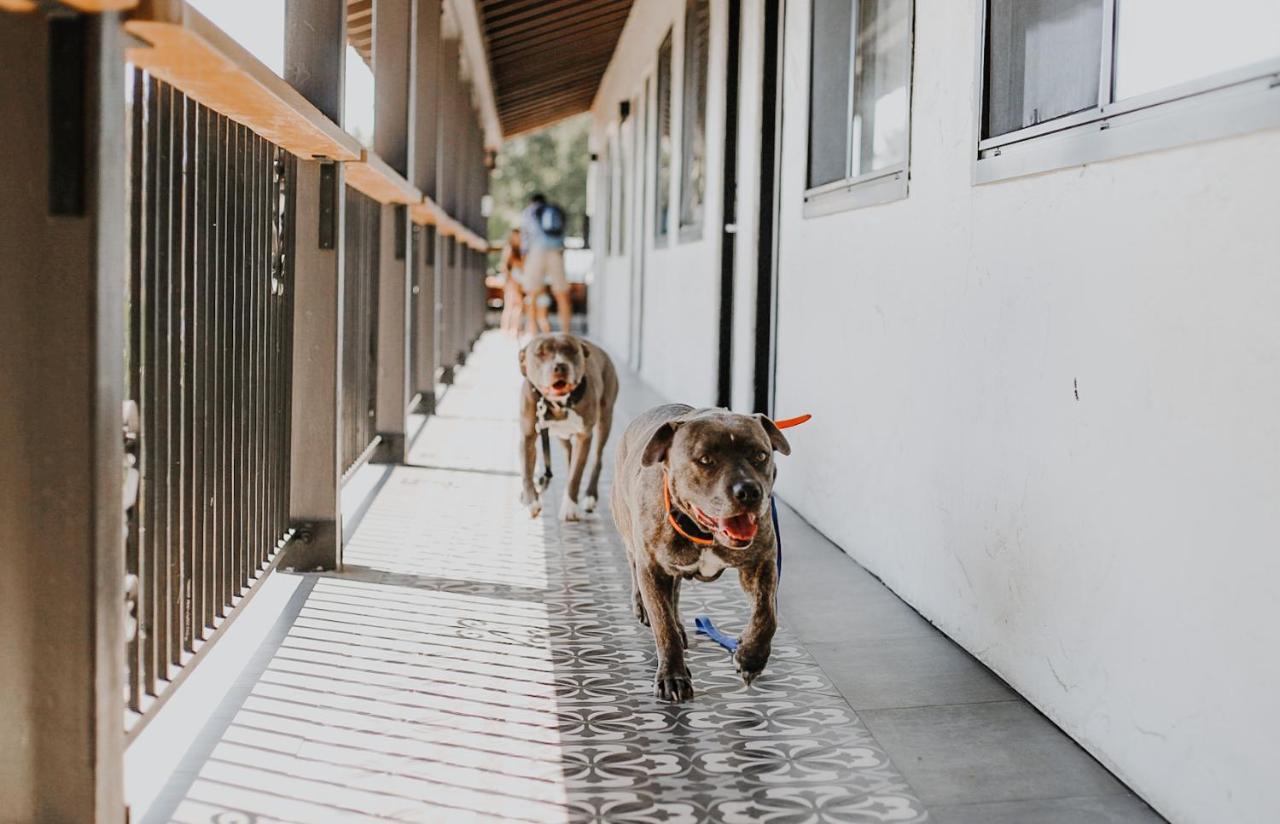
139, 333, 1161, 824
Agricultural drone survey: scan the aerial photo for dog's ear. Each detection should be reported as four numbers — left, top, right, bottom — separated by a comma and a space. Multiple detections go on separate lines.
641, 421, 681, 466
755, 415, 791, 456
517, 345, 528, 377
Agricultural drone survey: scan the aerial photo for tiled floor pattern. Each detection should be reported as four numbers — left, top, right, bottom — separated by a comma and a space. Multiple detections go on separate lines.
143, 331, 1162, 823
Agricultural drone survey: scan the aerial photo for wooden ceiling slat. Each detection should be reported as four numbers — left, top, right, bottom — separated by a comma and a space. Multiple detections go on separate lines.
485, 0, 591, 31
488, 5, 621, 41
487, 12, 632, 60
502, 99, 597, 123
494, 59, 614, 94
479, 0, 634, 135
492, 47, 617, 78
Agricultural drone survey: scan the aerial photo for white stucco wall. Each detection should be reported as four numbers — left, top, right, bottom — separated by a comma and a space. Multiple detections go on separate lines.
769, 2, 1280, 822
589, 0, 1280, 820
590, 0, 728, 408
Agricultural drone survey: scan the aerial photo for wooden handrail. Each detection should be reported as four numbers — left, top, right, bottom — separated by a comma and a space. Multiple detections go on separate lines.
124, 1, 488, 248
125, 4, 361, 161
346, 150, 422, 206
63, 0, 139, 10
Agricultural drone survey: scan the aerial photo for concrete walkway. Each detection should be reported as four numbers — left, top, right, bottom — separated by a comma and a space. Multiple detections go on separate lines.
138, 331, 1163, 823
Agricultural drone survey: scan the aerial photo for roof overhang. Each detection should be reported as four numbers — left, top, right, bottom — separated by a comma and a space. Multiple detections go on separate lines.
477, 0, 634, 137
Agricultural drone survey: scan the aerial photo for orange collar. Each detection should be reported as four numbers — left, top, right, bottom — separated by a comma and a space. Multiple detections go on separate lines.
663, 471, 716, 546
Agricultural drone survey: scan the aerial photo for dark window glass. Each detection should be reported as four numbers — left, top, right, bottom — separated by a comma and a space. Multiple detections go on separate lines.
679, 0, 709, 236
984, 0, 1103, 138
808, 0, 854, 187
655, 31, 673, 241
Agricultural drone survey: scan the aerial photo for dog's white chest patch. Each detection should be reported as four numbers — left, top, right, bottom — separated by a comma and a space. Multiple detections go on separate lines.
538, 408, 586, 440
696, 549, 728, 578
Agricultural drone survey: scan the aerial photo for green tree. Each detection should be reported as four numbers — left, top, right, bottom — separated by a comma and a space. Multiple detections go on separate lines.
488, 114, 590, 245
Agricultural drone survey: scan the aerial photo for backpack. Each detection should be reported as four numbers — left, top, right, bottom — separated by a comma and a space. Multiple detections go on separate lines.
538, 203, 566, 237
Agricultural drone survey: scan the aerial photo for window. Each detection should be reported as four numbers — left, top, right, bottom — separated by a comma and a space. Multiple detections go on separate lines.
805, 0, 914, 214
655, 31, 673, 243
1113, 1, 1280, 100
679, 0, 709, 239
978, 0, 1280, 182
984, 0, 1103, 138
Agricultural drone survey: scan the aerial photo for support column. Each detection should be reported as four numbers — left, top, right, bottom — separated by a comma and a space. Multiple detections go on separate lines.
0, 11, 126, 821
411, 0, 441, 411
372, 0, 414, 463
284, 0, 346, 569
436, 35, 460, 384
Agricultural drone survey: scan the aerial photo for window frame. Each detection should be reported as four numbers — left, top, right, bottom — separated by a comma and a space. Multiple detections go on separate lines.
678, 0, 710, 242
654, 29, 675, 246
803, 0, 917, 219
974, 0, 1280, 184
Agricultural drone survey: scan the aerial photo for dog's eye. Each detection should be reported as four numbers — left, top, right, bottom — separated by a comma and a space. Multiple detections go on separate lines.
696, 455, 715, 467
753, 451, 769, 464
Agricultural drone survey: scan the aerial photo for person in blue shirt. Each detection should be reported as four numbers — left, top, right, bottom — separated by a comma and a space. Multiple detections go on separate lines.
520, 193, 572, 333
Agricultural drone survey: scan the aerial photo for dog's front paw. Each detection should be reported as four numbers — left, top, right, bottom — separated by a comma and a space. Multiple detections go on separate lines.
734, 643, 771, 686
520, 488, 542, 518
581, 494, 597, 513
654, 663, 694, 703
559, 493, 581, 522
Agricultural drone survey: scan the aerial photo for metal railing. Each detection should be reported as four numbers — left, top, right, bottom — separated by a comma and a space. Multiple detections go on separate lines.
125, 68, 296, 724
341, 186, 381, 476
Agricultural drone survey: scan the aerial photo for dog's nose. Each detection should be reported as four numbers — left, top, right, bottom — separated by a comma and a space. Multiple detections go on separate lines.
731, 480, 762, 506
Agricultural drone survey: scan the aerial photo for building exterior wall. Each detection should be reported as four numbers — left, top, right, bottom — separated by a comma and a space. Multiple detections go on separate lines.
592, 0, 728, 407
591, 1, 1280, 821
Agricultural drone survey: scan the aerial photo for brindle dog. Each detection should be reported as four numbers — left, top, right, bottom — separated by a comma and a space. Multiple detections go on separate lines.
519, 333, 619, 521
611, 404, 790, 702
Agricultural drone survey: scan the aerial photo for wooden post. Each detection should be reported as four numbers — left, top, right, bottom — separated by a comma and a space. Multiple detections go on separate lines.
283, 0, 346, 569
0, 11, 126, 821
411, 0, 441, 412
436, 35, 460, 384
372, 0, 414, 463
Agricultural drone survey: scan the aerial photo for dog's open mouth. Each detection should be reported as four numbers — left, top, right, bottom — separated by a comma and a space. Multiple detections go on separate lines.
692, 506, 759, 548
545, 378, 574, 396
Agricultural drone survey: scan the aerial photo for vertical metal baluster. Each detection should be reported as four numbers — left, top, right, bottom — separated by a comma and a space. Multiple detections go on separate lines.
217, 113, 231, 619
195, 103, 211, 639
152, 76, 172, 687
240, 125, 252, 588
229, 123, 243, 599
127, 65, 145, 712
181, 93, 197, 653
341, 190, 352, 471
166, 84, 183, 673
263, 142, 277, 559
250, 133, 264, 576
368, 200, 376, 458
279, 153, 295, 544
264, 146, 277, 554
257, 137, 270, 569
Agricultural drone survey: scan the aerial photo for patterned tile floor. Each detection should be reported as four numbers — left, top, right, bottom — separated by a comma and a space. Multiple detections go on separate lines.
138, 332, 1157, 823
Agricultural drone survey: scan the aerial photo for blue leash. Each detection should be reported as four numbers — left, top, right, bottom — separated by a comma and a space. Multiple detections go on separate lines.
694, 497, 782, 653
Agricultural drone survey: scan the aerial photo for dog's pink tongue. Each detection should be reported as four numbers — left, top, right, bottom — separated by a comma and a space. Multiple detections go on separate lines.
721, 513, 758, 541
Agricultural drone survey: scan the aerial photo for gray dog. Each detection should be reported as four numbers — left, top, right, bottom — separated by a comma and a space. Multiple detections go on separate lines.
611, 404, 791, 701
519, 333, 619, 521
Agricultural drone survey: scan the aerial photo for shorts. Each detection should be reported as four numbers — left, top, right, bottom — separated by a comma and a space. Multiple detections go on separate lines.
522, 248, 568, 295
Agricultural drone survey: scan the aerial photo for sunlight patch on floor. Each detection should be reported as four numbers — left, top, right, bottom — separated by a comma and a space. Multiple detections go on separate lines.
170, 577, 571, 823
